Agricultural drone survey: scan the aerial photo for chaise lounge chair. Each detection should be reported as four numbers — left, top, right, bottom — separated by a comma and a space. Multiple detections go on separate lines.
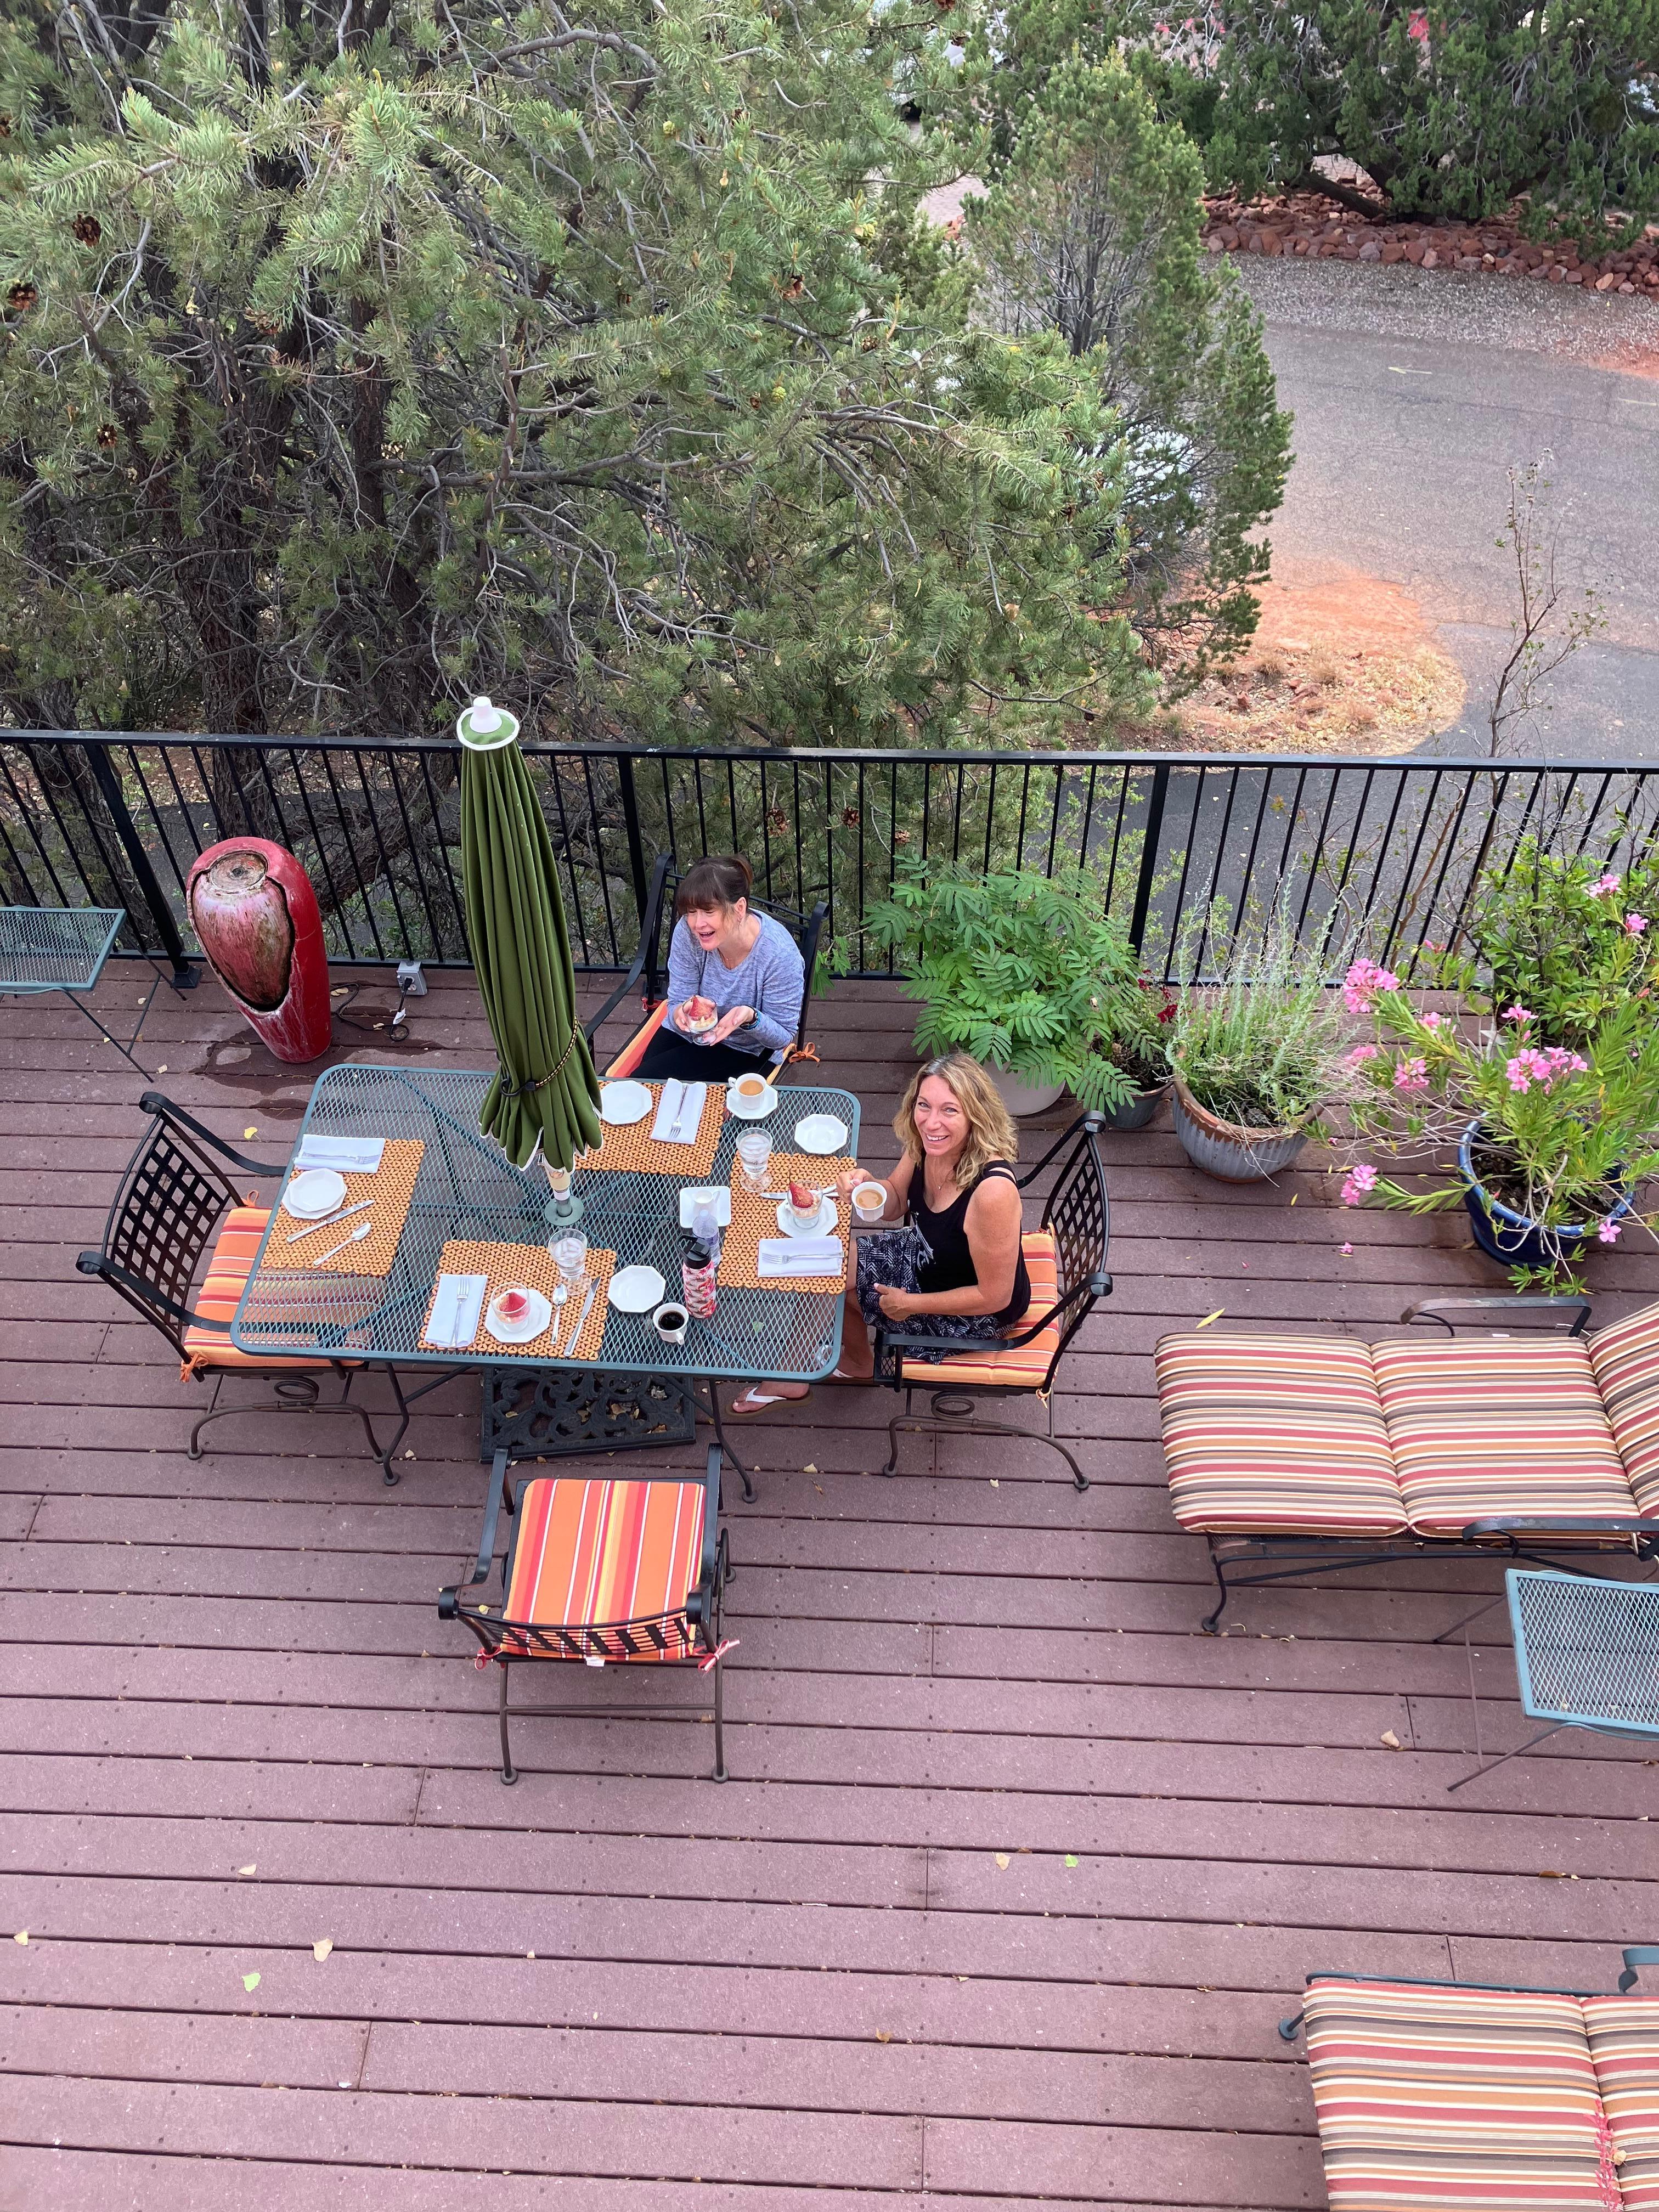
1154, 1295, 1659, 1630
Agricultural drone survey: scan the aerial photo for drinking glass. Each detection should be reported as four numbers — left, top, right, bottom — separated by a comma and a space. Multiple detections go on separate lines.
735, 1129, 772, 1196
552, 1232, 588, 1291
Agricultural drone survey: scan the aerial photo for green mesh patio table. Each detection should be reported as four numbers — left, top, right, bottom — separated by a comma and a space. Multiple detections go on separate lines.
230, 1062, 859, 1497
0, 905, 150, 1073
1446, 1566, 1659, 1790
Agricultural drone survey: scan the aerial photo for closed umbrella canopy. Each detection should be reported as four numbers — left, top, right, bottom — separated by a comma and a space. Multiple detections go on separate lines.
458, 697, 602, 1171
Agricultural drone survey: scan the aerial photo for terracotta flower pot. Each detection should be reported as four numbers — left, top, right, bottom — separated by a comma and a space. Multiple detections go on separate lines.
1171, 1075, 1310, 1182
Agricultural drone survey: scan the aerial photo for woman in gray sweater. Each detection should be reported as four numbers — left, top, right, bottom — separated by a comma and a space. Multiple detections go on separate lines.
634, 854, 805, 1082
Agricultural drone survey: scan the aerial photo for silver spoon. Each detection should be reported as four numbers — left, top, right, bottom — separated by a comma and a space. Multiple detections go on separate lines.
313, 1218, 373, 1267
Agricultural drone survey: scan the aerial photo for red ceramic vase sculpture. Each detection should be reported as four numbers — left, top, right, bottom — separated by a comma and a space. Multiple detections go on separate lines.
186, 838, 332, 1063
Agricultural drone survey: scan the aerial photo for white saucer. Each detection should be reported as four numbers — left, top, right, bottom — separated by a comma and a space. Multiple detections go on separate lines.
282, 1168, 348, 1220
600, 1079, 652, 1126
792, 1114, 849, 1155
726, 1080, 778, 1121
485, 1287, 553, 1345
679, 1184, 733, 1229
776, 1195, 838, 1239
608, 1264, 667, 1313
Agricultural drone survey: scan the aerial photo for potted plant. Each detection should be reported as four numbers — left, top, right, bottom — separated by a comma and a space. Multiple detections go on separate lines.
1094, 979, 1176, 1130
1167, 914, 1348, 1180
1339, 958, 1659, 1283
859, 858, 1148, 1115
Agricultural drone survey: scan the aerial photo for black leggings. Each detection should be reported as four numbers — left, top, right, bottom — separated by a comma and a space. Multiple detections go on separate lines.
634, 1030, 773, 1082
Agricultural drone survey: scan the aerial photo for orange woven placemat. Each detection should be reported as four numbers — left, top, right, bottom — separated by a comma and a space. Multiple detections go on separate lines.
422, 1240, 617, 1361
267, 1139, 425, 1277
720, 1153, 856, 1292
577, 1082, 724, 1178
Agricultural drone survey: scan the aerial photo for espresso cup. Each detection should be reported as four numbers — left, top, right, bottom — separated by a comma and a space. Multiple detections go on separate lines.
652, 1301, 689, 1345
852, 1182, 884, 1220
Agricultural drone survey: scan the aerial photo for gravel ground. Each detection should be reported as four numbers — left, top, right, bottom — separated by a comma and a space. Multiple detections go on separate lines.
1228, 253, 1659, 370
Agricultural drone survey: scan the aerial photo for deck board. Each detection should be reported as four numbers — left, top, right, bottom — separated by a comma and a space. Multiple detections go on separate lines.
2, 961, 1657, 2208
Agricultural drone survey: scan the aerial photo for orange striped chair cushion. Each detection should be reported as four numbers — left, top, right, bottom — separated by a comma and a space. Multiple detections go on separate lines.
1588, 1301, 1659, 1517
1583, 1994, 1659, 2207
1373, 1337, 1637, 1538
1302, 1976, 1610, 2210
1155, 1333, 1406, 1536
603, 1000, 670, 1080
179, 1209, 334, 1376
900, 1231, 1062, 1389
503, 1476, 707, 1661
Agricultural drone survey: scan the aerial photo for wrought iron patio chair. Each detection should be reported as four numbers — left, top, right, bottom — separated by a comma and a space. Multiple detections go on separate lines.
871, 1111, 1111, 1492
75, 1090, 396, 1470
583, 853, 828, 1080
439, 1443, 733, 1785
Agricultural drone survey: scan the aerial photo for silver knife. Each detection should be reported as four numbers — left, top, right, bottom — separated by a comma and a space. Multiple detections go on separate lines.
563, 1273, 600, 1356
285, 1197, 373, 1244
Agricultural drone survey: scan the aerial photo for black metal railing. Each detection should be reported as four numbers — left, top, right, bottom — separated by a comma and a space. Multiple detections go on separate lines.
4, 730, 1658, 987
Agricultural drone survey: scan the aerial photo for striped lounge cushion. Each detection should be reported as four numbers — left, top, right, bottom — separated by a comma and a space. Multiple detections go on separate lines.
1583, 1994, 1659, 2207
180, 1208, 332, 1375
1588, 1301, 1659, 1517
1154, 1333, 1406, 1536
1372, 1338, 1637, 1538
502, 1476, 707, 1661
1302, 1975, 1611, 2210
900, 1231, 1061, 1389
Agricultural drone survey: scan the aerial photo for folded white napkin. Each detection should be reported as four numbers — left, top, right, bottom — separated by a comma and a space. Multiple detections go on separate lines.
650, 1079, 684, 1142
757, 1236, 844, 1278
425, 1272, 487, 1348
674, 1083, 707, 1141
297, 1135, 386, 1173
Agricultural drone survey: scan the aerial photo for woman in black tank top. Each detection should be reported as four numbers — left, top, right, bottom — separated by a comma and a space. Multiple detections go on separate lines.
729, 1051, 1031, 1412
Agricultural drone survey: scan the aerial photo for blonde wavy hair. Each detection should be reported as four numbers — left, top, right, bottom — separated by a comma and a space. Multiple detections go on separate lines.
893, 1053, 1019, 1189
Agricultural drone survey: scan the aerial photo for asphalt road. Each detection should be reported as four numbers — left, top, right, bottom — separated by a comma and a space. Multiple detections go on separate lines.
1234, 258, 1659, 759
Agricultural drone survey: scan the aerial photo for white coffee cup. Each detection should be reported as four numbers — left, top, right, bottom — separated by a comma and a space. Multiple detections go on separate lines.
652, 1301, 689, 1345
852, 1181, 885, 1221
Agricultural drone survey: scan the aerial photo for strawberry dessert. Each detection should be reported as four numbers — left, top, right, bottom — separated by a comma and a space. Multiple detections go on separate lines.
680, 993, 718, 1034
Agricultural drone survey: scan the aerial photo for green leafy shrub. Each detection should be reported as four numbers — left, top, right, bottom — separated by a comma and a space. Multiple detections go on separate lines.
861, 858, 1148, 1109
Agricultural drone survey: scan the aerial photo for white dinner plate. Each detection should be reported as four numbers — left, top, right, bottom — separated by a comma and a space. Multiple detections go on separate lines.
484, 1287, 554, 1345
608, 1265, 668, 1313
600, 1079, 652, 1126
776, 1194, 838, 1239
679, 1185, 733, 1229
792, 1114, 849, 1155
281, 1168, 348, 1220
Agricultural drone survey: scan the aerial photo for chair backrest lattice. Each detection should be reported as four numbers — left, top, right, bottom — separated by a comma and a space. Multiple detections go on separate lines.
1040, 1121, 1111, 1322
461, 1604, 700, 1664
94, 1117, 244, 1351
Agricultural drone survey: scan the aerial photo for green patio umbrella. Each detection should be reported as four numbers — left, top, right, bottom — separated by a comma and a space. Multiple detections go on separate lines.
458, 696, 602, 1175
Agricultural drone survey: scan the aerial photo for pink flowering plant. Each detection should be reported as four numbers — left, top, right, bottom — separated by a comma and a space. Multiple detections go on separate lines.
1427, 837, 1659, 1051
1340, 965, 1659, 1285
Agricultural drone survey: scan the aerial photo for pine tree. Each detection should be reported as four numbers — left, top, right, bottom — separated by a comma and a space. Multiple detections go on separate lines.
0, 0, 1149, 744
964, 54, 1290, 685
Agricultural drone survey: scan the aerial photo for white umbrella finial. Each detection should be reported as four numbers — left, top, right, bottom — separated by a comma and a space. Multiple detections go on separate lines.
458, 695, 520, 749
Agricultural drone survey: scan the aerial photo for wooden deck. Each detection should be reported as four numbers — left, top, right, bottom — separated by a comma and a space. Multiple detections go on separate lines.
3, 962, 1658, 2210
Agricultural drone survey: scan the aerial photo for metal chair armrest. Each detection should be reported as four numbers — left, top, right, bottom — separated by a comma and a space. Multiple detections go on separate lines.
439, 1448, 514, 1618
1403, 1295, 1593, 1337
76, 1251, 206, 1331
138, 1091, 287, 1176
1620, 1947, 1659, 1992
1460, 1515, 1659, 1539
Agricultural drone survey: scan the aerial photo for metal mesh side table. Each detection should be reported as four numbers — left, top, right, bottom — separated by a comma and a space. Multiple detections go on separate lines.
1447, 1567, 1659, 1791
0, 906, 148, 1073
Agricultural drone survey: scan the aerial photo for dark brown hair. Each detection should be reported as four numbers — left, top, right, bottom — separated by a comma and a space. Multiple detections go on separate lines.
675, 854, 753, 916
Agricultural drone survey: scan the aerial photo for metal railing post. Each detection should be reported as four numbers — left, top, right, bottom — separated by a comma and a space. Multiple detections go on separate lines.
1127, 763, 1170, 959
616, 753, 651, 934
81, 742, 198, 988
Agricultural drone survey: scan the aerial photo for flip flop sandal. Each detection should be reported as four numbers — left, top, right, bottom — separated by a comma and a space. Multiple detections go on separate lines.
728, 1385, 809, 1418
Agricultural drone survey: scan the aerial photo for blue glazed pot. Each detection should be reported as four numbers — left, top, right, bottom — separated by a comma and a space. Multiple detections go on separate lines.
1457, 1120, 1632, 1268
